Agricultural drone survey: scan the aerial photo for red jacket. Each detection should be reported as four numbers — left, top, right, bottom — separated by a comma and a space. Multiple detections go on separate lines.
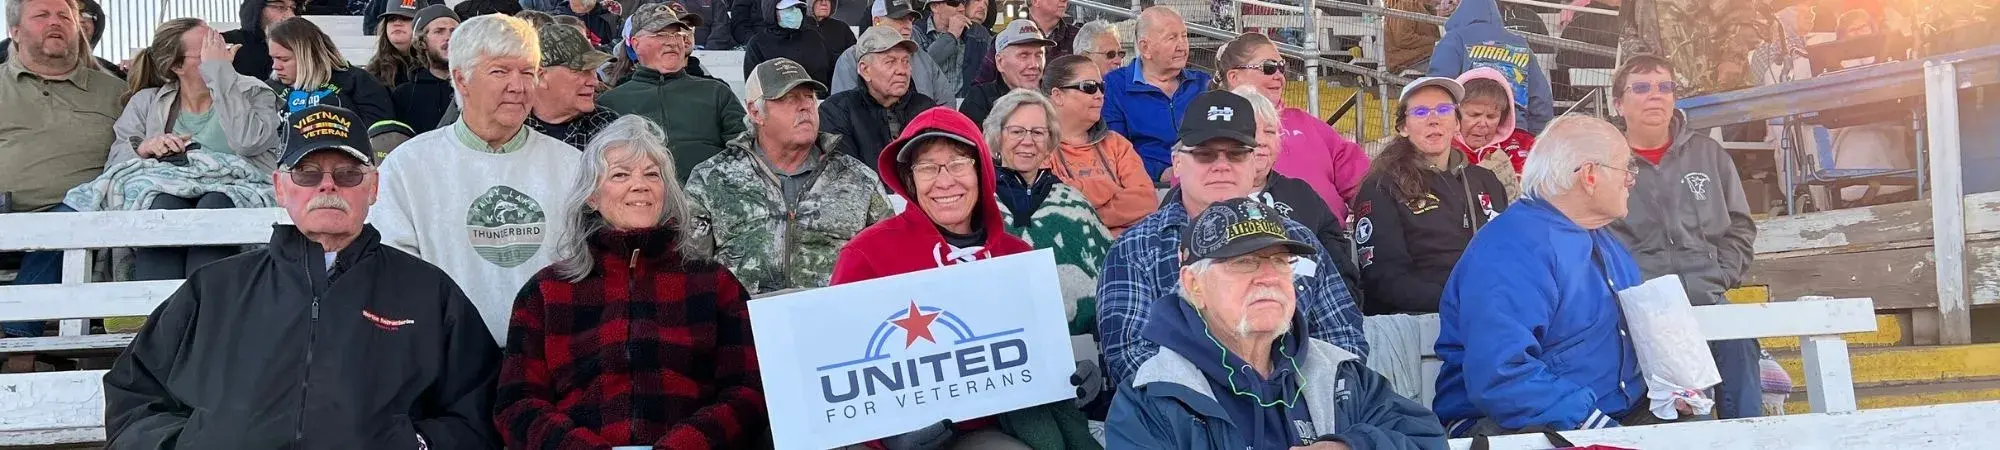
494, 226, 764, 450
830, 107, 1035, 284
1455, 128, 1537, 173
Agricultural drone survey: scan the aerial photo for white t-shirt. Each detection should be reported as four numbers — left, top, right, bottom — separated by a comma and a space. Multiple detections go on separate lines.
370, 124, 581, 343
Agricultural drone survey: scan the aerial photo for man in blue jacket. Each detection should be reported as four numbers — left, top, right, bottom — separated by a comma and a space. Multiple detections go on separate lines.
1107, 197, 1444, 450
1434, 116, 1681, 437
1426, 0, 1553, 134
1102, 6, 1211, 180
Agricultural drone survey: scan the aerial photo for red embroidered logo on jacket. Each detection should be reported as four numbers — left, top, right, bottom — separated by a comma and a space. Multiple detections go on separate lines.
362, 310, 416, 331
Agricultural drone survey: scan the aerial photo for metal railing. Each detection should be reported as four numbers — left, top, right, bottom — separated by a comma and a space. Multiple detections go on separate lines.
34, 0, 244, 65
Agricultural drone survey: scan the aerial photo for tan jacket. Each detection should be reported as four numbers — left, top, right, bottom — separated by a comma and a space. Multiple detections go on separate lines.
1385, 0, 1442, 73
107, 60, 284, 173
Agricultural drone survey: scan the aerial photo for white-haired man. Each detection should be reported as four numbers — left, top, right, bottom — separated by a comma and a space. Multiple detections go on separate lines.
1107, 197, 1445, 450
956, 19, 1053, 123
1073, 19, 1123, 74
1434, 116, 1683, 437
104, 105, 501, 449
686, 58, 892, 294
1102, 6, 1208, 180
370, 14, 582, 344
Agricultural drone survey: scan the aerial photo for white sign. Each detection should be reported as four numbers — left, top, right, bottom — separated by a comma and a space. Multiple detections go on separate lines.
749, 250, 1076, 450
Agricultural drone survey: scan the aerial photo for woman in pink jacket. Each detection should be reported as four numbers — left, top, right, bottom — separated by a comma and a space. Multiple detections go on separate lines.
1215, 33, 1371, 223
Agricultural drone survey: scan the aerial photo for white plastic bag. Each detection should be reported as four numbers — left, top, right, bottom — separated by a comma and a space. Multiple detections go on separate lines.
1616, 275, 1721, 419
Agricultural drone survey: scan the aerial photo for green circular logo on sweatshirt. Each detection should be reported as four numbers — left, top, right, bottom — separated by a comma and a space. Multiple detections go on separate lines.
466, 185, 548, 268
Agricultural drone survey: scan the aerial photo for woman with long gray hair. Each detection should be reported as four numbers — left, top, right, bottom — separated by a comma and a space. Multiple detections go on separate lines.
495, 115, 768, 449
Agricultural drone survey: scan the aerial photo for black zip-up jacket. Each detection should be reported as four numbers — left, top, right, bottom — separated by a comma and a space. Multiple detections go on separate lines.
1352, 155, 1509, 314
102, 225, 502, 450
390, 67, 456, 133
1260, 172, 1365, 308
743, 22, 835, 86
956, 80, 1016, 125
222, 0, 277, 80
817, 88, 939, 171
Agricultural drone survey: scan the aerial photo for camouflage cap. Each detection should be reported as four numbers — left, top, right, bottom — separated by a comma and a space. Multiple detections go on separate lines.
539, 24, 611, 71
854, 25, 919, 56
632, 1, 703, 34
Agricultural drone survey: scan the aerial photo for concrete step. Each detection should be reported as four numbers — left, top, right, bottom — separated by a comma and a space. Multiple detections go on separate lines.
1775, 343, 2000, 390
1783, 378, 2000, 414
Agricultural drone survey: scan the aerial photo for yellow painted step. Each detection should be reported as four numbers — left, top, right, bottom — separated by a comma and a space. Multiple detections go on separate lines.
1783, 379, 2000, 414
1758, 314, 1906, 352
1775, 343, 2000, 390
1725, 286, 1770, 304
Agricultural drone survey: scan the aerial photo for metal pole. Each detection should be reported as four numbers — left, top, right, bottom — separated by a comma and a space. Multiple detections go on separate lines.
1924, 60, 1973, 345
1304, 0, 1321, 117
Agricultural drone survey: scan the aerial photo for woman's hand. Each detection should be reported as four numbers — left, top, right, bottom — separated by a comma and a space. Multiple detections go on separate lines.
138, 134, 191, 158
198, 29, 233, 66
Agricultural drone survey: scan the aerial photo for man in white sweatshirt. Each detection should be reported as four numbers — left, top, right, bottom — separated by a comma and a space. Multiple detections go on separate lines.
370, 14, 582, 343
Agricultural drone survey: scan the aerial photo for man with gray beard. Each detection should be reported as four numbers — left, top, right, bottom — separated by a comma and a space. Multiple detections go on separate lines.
1105, 197, 1445, 450
103, 105, 502, 449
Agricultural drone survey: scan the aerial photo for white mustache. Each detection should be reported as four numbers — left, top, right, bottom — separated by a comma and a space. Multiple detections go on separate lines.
306, 194, 350, 212
1231, 286, 1292, 339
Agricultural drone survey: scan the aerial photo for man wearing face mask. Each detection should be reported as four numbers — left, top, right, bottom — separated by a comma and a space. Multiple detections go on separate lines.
743, 0, 835, 85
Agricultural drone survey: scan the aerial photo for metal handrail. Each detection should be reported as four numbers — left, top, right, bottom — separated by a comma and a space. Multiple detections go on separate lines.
1313, 0, 1618, 57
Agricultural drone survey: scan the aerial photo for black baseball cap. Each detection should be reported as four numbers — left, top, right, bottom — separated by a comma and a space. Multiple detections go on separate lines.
1181, 198, 1315, 265
1177, 91, 1258, 149
280, 105, 374, 169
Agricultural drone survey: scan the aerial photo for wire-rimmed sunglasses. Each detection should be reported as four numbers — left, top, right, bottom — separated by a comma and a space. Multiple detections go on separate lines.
286, 166, 372, 188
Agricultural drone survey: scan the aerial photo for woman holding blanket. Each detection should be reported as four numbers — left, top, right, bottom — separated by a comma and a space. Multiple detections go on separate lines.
495, 116, 768, 449
64, 18, 283, 281
831, 107, 1098, 450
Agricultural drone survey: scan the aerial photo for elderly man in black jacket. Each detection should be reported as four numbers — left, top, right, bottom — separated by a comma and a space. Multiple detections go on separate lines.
818, 25, 938, 170
102, 105, 501, 450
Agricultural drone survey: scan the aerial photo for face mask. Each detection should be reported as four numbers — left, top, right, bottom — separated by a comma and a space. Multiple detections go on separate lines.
779, 7, 805, 29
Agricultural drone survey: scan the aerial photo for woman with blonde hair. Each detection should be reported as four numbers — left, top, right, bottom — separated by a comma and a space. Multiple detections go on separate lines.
266, 17, 402, 141
62, 17, 284, 281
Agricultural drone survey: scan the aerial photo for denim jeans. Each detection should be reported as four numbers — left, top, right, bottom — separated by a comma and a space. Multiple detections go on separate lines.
1711, 337, 1766, 419
132, 193, 239, 281
3, 204, 75, 338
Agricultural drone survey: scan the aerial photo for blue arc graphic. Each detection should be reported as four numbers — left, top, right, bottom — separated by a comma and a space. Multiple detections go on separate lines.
813, 305, 1025, 372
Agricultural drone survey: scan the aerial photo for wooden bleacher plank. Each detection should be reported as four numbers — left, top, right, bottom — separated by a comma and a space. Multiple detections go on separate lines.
0, 334, 137, 355
0, 281, 182, 322
0, 371, 108, 446
0, 208, 284, 251
1678, 45, 2000, 130
1446, 400, 2000, 449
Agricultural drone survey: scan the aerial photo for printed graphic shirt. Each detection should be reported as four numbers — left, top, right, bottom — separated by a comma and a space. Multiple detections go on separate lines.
370, 123, 583, 343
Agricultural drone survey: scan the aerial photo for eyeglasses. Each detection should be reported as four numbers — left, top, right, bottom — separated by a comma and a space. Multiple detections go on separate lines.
1177, 145, 1253, 164
911, 157, 978, 181
1626, 81, 1677, 95
1575, 160, 1639, 182
1089, 50, 1127, 61
1004, 126, 1050, 142
286, 166, 371, 188
1218, 253, 1298, 274
1233, 59, 1283, 76
1056, 80, 1103, 95
1408, 103, 1456, 118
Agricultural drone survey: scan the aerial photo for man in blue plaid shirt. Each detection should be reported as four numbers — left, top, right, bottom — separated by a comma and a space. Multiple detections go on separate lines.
1096, 91, 1369, 385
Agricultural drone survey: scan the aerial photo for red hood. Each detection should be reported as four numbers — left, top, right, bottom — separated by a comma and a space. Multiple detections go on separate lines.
833, 107, 1032, 285
1453, 66, 1520, 151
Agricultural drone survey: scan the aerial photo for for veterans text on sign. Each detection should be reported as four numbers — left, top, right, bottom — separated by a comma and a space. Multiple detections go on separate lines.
749, 250, 1076, 449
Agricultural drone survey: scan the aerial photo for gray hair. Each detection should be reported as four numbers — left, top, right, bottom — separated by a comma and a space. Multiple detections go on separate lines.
981, 89, 1061, 157
550, 115, 707, 282
1521, 114, 1628, 199
447, 14, 541, 105
1135, 6, 1181, 42
1075, 19, 1117, 54
1230, 86, 1278, 128
6, 0, 76, 29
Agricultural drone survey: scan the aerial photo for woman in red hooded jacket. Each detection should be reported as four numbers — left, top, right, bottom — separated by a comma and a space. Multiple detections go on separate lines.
831, 107, 1098, 449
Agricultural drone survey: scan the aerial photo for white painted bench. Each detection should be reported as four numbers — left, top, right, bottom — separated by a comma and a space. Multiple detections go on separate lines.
1448, 399, 1999, 449
0, 208, 285, 446
1411, 297, 1878, 415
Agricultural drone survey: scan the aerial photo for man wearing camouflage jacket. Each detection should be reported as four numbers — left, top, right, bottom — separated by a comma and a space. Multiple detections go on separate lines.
687, 58, 893, 294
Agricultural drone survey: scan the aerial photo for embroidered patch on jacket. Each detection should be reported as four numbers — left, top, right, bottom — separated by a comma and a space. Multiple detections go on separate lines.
1406, 194, 1441, 215
362, 310, 416, 331
1478, 192, 1499, 220
1683, 172, 1712, 200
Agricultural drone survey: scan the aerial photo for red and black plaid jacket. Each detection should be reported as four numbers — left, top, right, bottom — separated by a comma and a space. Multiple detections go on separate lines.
495, 226, 765, 450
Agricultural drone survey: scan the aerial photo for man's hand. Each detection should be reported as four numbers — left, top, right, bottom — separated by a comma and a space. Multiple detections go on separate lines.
603, 0, 623, 15
569, 0, 597, 15
1675, 398, 1694, 416
1293, 441, 1351, 450
944, 14, 968, 37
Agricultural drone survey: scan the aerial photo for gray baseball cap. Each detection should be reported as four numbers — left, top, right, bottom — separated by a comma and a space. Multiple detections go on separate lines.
993, 18, 1056, 52
380, 0, 422, 19
855, 25, 919, 56
750, 58, 828, 99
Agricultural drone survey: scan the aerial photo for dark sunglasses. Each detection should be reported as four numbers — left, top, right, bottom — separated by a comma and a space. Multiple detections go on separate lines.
1092, 50, 1127, 61
1234, 59, 1283, 76
287, 167, 371, 188
1627, 81, 1678, 95
1409, 103, 1456, 118
1057, 80, 1103, 95
1178, 145, 1253, 164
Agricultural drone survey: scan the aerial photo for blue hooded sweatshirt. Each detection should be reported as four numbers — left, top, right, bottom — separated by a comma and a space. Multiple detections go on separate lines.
1431, 196, 1646, 436
1427, 0, 1555, 134
1147, 292, 1315, 449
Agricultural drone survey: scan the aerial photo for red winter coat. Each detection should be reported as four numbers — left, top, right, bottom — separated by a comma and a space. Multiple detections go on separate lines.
830, 107, 1035, 284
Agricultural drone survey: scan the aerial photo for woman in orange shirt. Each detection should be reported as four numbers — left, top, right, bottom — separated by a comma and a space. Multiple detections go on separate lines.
1042, 55, 1158, 236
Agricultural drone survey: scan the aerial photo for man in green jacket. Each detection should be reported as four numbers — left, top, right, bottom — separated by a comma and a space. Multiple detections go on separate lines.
599, 2, 748, 181
685, 58, 893, 294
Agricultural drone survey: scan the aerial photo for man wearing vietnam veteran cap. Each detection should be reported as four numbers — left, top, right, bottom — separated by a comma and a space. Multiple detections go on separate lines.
1104, 197, 1446, 450
685, 58, 892, 294
103, 105, 504, 450
830, 0, 955, 103
820, 25, 940, 172
1097, 91, 1368, 388
956, 18, 1055, 123
526, 23, 621, 149
600, 0, 748, 182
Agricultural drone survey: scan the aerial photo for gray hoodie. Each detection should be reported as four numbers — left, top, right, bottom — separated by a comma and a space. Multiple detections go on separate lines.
1609, 110, 1758, 306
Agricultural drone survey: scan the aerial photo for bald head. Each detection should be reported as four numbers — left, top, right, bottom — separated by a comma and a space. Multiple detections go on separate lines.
1135, 6, 1187, 73
1522, 115, 1629, 199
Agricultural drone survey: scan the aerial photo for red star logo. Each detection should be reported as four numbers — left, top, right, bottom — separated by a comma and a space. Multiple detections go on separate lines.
890, 301, 940, 348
